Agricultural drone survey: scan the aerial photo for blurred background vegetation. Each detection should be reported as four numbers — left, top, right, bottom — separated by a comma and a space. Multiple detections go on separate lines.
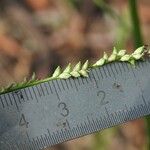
0, 0, 150, 150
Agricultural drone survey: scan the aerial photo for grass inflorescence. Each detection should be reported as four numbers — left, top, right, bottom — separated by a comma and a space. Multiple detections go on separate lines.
0, 45, 149, 95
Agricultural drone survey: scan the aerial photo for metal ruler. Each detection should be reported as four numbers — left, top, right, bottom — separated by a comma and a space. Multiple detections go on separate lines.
0, 58, 150, 150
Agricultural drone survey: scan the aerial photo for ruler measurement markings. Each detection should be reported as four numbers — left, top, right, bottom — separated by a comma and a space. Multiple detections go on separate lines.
129, 106, 134, 120
72, 126, 77, 137
31, 86, 39, 102
3, 94, 9, 106
69, 78, 78, 91
33, 138, 39, 150
143, 59, 149, 67
78, 78, 84, 86
43, 82, 49, 95
133, 106, 138, 118
140, 60, 145, 67
107, 64, 115, 77
60, 80, 66, 91
91, 118, 96, 131
72, 79, 79, 91
80, 77, 85, 85
101, 67, 108, 78
11, 92, 19, 111
19, 90, 26, 102
34, 86, 41, 97
37, 136, 43, 149
76, 125, 80, 137
22, 141, 28, 150
111, 63, 119, 75
120, 109, 126, 123
84, 77, 89, 84
93, 68, 101, 81
38, 136, 44, 148
13, 92, 21, 104
37, 84, 44, 96
57, 130, 63, 143
39, 84, 46, 96
41, 135, 47, 148
31, 139, 37, 150
51, 80, 61, 101
16, 143, 23, 150
76, 77, 81, 86
120, 63, 126, 72
34, 86, 41, 98
92, 118, 98, 131
108, 64, 116, 79
90, 119, 96, 132
125, 63, 130, 72
35, 137, 41, 150
0, 95, 5, 108
44, 134, 49, 147
125, 104, 130, 120
56, 80, 62, 92
88, 72, 93, 82
126, 63, 131, 72
22, 89, 29, 101
64, 129, 69, 141
47, 129, 54, 144
15, 143, 21, 150
139, 104, 145, 116
64, 80, 69, 90
84, 120, 90, 133
105, 65, 112, 77
53, 131, 59, 144
116, 63, 123, 74
47, 81, 53, 93
38, 84, 44, 97
59, 129, 63, 142
26, 88, 33, 100
68, 78, 73, 88
141, 94, 149, 113
110, 113, 117, 125
96, 117, 103, 129
83, 120, 89, 133
15, 91, 24, 104
113, 63, 120, 75
90, 71, 99, 88
136, 61, 142, 69
7, 93, 13, 106
46, 129, 53, 145
136, 105, 142, 117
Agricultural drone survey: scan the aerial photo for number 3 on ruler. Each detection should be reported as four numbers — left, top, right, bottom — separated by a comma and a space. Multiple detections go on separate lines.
58, 102, 69, 117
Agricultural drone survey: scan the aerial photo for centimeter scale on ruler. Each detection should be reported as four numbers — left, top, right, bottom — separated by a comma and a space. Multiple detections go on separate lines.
0, 58, 150, 150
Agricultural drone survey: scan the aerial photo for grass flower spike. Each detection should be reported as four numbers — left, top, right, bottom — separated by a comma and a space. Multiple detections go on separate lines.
0, 45, 149, 95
